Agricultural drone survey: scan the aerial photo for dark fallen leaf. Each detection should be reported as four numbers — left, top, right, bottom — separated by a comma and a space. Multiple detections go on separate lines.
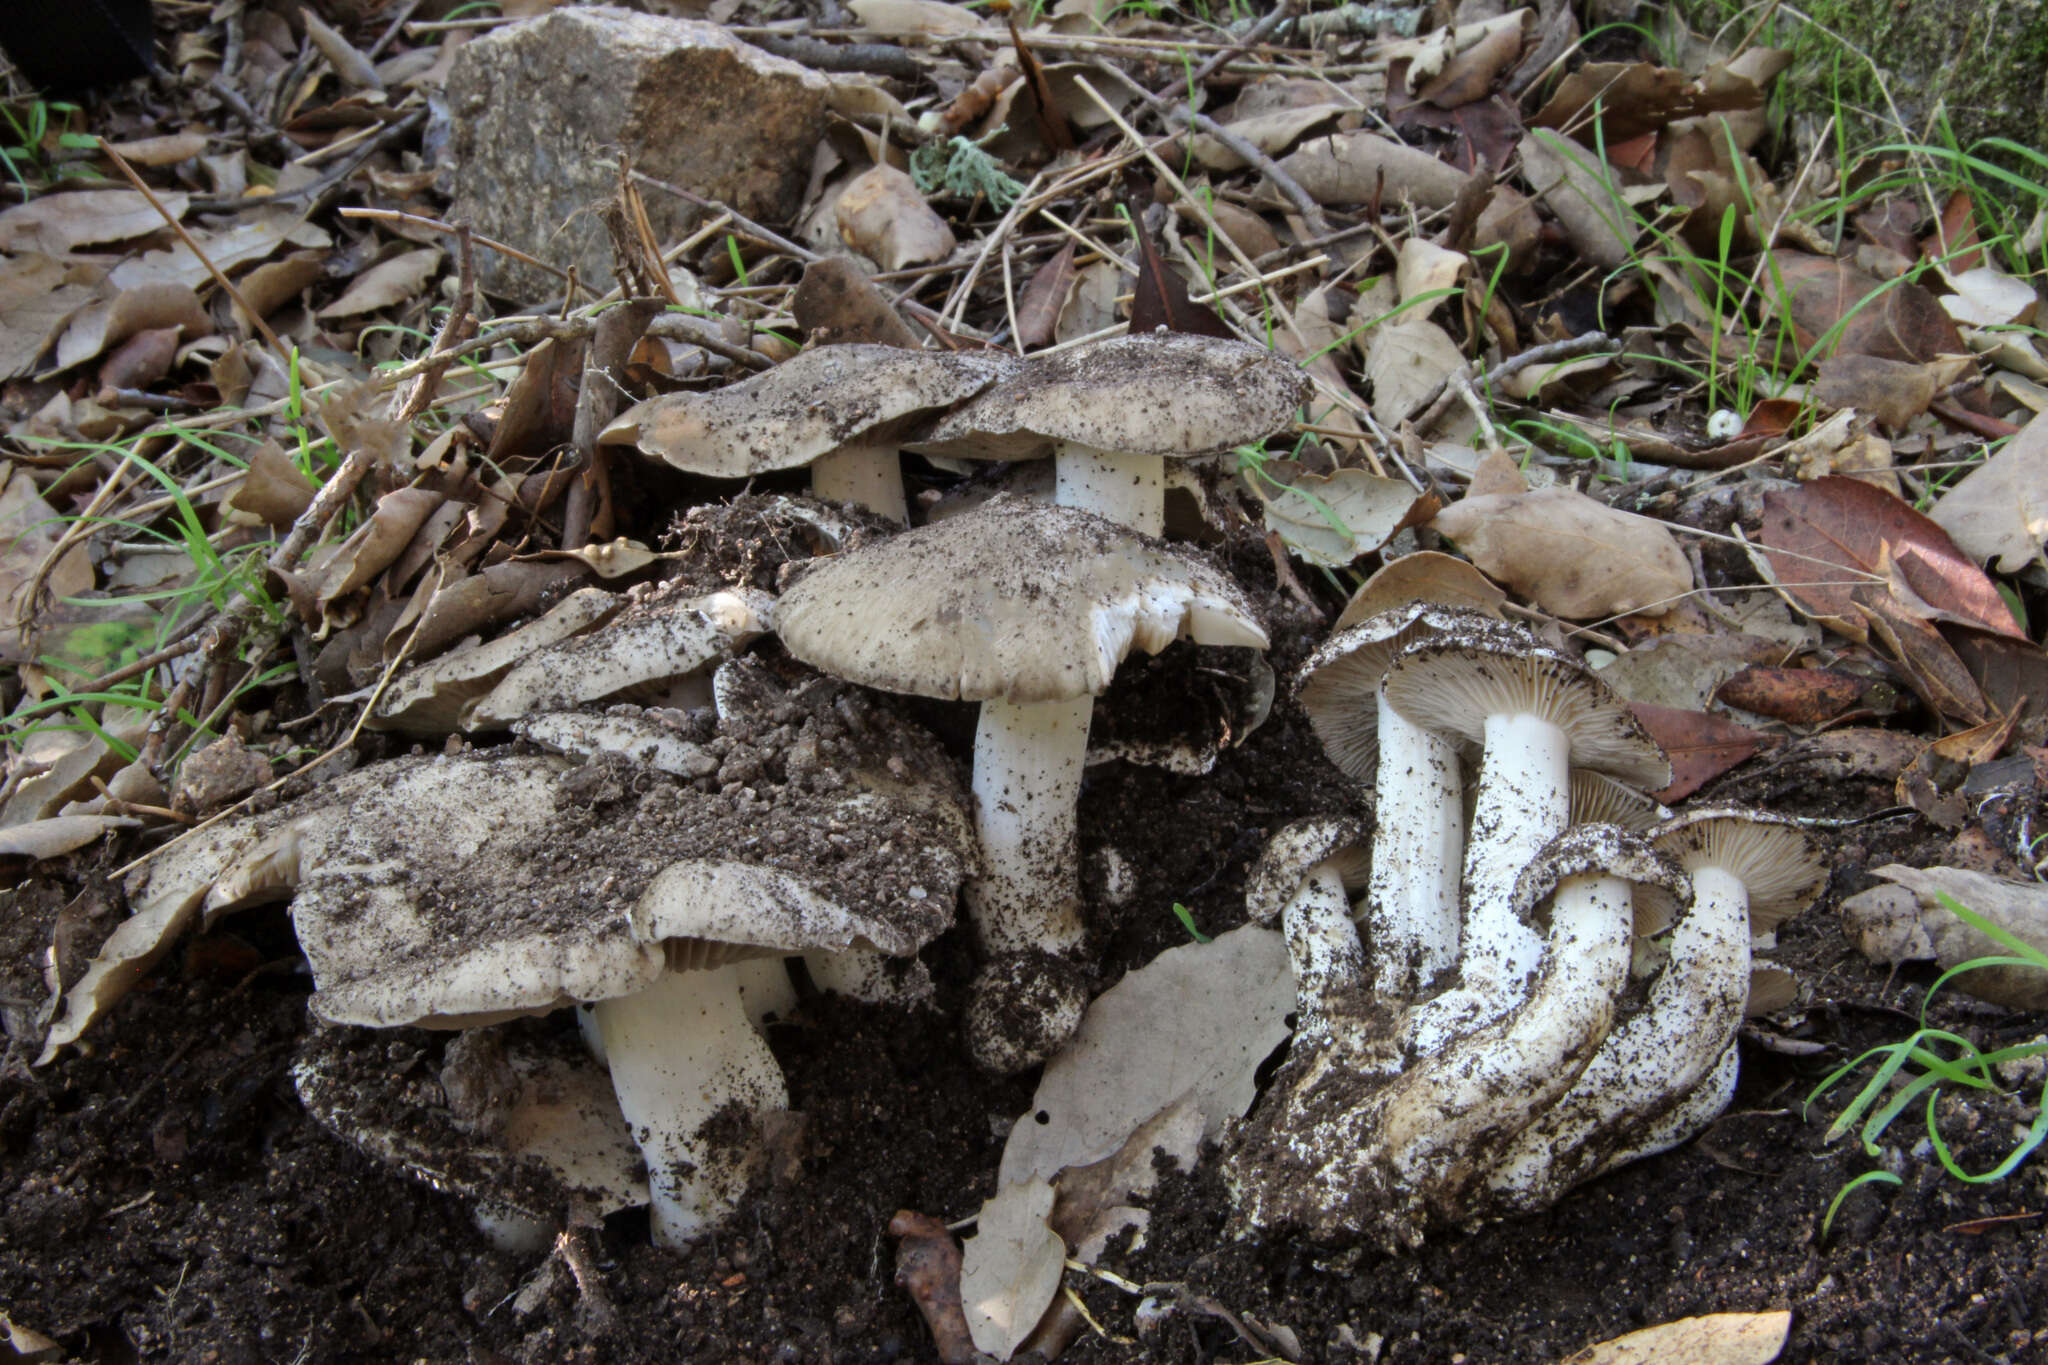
791, 257, 921, 348
1855, 587, 1990, 724
97, 325, 180, 392
1628, 702, 1763, 802
1929, 188, 1983, 273
1766, 249, 1966, 364
1948, 629, 2048, 737
1125, 186, 1231, 339
1716, 665, 1865, 725
1008, 18, 1075, 152
891, 1209, 977, 1365
1812, 353, 1938, 429
1015, 241, 1078, 352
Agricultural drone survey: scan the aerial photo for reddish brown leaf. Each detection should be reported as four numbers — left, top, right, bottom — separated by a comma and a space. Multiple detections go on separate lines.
1716, 665, 1865, 725
1948, 629, 2048, 732
1766, 249, 1966, 364
1008, 19, 1075, 152
1856, 588, 1990, 725
1629, 702, 1763, 802
1014, 241, 1077, 352
1738, 396, 1802, 439
1758, 476, 2025, 643
97, 325, 180, 392
1126, 187, 1231, 339
1929, 188, 1983, 273
891, 1210, 977, 1365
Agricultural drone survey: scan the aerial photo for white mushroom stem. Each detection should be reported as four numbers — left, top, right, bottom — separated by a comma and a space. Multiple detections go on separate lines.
968, 695, 1092, 958
1282, 862, 1368, 1031
1366, 694, 1463, 997
1591, 1040, 1738, 1178
1054, 443, 1165, 536
592, 965, 789, 1248
1372, 870, 1631, 1209
810, 442, 908, 524
1403, 711, 1569, 1053
1482, 864, 1751, 1209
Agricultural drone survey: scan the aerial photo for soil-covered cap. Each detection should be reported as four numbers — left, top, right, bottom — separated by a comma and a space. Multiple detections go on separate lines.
775, 494, 1268, 704
1379, 627, 1671, 789
599, 343, 1014, 478
1244, 815, 1371, 923
1510, 824, 1690, 930
905, 333, 1309, 462
1651, 807, 1826, 933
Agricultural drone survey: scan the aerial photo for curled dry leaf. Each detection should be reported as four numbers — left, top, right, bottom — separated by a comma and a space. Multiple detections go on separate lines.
55, 283, 211, 373
227, 442, 320, 531
890, 1211, 978, 1365
0, 814, 141, 861
1250, 465, 1430, 568
1365, 316, 1466, 423
1188, 104, 1349, 172
835, 165, 956, 272
318, 248, 443, 319
109, 207, 331, 291
1520, 130, 1639, 271
846, 0, 988, 39
1758, 476, 2026, 641
1811, 354, 1937, 429
1331, 549, 1506, 631
1561, 1310, 1791, 1365
792, 256, 923, 348
0, 254, 97, 378
960, 1179, 1066, 1360
1432, 486, 1692, 619
1715, 665, 1865, 725
1929, 409, 2048, 574
1280, 131, 1466, 209
1940, 266, 2038, 328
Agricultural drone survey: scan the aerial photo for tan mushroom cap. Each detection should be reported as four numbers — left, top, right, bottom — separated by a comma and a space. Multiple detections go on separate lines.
374, 588, 623, 735
1650, 807, 1826, 934
599, 343, 1014, 478
1243, 815, 1371, 923
1380, 626, 1672, 790
1297, 606, 1521, 783
1329, 551, 1506, 633
904, 333, 1309, 462
775, 495, 1268, 705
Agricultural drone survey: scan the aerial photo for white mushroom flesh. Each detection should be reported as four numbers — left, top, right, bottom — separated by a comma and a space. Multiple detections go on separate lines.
810, 441, 909, 524
1367, 692, 1463, 997
1054, 443, 1166, 536
969, 695, 1092, 959
593, 964, 790, 1248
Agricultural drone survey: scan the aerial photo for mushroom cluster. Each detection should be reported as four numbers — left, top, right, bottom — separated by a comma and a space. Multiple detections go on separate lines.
1223, 605, 1824, 1247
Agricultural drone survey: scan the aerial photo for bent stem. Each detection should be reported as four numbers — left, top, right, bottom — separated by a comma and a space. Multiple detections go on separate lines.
593, 963, 789, 1248
1283, 861, 1368, 1034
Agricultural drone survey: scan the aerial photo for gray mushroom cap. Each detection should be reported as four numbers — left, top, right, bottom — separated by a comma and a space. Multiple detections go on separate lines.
1511, 824, 1691, 930
1380, 627, 1672, 790
775, 494, 1268, 705
903, 333, 1309, 463
1244, 815, 1371, 923
599, 343, 1015, 477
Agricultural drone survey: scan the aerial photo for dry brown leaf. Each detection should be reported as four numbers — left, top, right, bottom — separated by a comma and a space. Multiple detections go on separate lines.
1048, 1099, 1200, 1260
1764, 250, 1966, 365
792, 256, 922, 348
54, 282, 211, 373
234, 251, 328, 326
0, 254, 96, 378
1940, 266, 2038, 328
310, 486, 446, 617
1250, 465, 1428, 567
1394, 238, 1469, 311
1533, 62, 1765, 145
847, 0, 988, 38
1846, 867, 2048, 1009
1014, 241, 1077, 352
0, 466, 94, 646
1056, 259, 1123, 343
109, 207, 331, 291
1433, 486, 1692, 618
1280, 131, 1466, 209
104, 132, 211, 166
1365, 316, 1464, 423
1811, 354, 1937, 429
1560, 1310, 1790, 1365
301, 6, 382, 89
98, 326, 181, 392
1520, 130, 1639, 271
836, 165, 955, 272
997, 925, 1293, 1188
1627, 702, 1763, 803
1175, 198, 1280, 261
960, 1179, 1066, 1360
1189, 104, 1348, 172
227, 442, 320, 531
318, 247, 443, 319
0, 189, 190, 255
1930, 410, 2048, 573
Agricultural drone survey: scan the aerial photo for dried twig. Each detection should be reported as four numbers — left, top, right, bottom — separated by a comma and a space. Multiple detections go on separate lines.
1409, 330, 1614, 432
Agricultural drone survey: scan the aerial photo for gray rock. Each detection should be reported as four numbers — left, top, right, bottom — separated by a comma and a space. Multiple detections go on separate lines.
446, 7, 828, 302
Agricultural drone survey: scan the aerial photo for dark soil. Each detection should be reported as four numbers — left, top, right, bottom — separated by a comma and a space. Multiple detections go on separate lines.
7, 609, 2048, 1364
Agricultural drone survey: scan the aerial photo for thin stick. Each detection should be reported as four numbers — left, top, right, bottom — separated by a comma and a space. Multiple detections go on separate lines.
1409, 330, 1613, 431
340, 207, 573, 282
